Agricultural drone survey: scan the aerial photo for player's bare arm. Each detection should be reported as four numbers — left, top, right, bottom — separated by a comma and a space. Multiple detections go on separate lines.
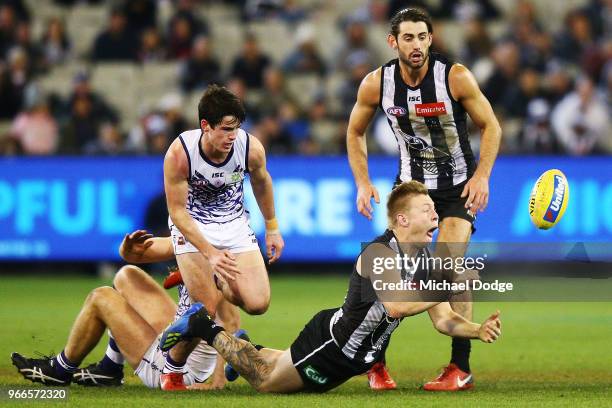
119, 230, 174, 264
449, 64, 502, 213
248, 135, 284, 263
427, 302, 501, 343
347, 68, 382, 220
164, 139, 240, 281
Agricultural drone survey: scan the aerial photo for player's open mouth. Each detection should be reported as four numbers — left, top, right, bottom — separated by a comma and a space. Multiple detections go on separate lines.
410, 53, 422, 61
426, 227, 436, 239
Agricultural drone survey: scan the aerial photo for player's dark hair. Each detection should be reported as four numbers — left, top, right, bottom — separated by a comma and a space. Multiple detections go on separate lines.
387, 181, 429, 226
198, 84, 246, 128
390, 8, 433, 37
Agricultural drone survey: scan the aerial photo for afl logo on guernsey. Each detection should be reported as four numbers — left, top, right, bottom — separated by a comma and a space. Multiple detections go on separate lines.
387, 106, 407, 117
545, 175, 566, 222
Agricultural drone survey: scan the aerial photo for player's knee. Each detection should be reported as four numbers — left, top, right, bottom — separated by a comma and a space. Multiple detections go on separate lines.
113, 265, 143, 290
242, 299, 269, 315
87, 286, 117, 307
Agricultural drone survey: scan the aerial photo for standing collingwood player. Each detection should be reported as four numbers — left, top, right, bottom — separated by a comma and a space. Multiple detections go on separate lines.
162, 84, 284, 390
157, 181, 501, 394
346, 8, 501, 391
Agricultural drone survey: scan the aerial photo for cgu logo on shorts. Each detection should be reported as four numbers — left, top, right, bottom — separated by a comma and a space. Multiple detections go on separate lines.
303, 365, 328, 384
386, 106, 407, 117
544, 175, 566, 222
415, 102, 447, 117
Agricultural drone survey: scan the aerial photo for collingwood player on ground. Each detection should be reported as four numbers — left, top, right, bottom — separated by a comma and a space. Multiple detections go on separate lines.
346, 8, 502, 391
157, 181, 501, 393
161, 84, 284, 390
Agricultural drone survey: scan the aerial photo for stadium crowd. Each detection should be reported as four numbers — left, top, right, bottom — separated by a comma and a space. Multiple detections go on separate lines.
0, 0, 609, 156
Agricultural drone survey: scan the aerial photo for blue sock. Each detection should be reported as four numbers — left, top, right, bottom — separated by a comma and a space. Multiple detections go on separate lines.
163, 354, 185, 374
99, 336, 124, 373
52, 350, 78, 380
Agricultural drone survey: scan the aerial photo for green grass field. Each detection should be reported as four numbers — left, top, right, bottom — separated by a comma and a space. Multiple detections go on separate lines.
1, 273, 611, 407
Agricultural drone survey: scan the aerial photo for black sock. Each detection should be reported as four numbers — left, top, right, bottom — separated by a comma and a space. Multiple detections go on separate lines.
188, 311, 225, 345
450, 338, 471, 373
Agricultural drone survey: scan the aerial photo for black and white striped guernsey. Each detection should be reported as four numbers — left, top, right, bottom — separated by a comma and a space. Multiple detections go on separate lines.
379, 52, 476, 190
177, 128, 249, 225
330, 230, 430, 365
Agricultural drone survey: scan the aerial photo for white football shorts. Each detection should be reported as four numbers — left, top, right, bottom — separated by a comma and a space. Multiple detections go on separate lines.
135, 334, 217, 388
169, 215, 259, 255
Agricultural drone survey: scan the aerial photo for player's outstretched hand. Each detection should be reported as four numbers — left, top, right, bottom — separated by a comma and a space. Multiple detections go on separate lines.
266, 231, 284, 264
478, 310, 501, 343
119, 229, 154, 262
208, 248, 240, 281
356, 183, 380, 220
461, 173, 489, 213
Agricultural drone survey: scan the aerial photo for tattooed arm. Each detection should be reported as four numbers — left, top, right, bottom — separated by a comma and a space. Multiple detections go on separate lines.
211, 332, 273, 388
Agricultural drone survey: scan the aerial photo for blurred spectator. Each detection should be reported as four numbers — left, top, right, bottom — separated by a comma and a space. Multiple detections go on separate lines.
460, 18, 493, 67
253, 112, 294, 154
551, 77, 609, 155
0, 46, 30, 119
123, 0, 157, 34
387, 0, 433, 20
166, 0, 208, 60
282, 24, 326, 77
14, 21, 45, 75
337, 50, 372, 118
144, 114, 171, 154
244, 0, 308, 23
581, 0, 612, 39
436, 0, 500, 20
179, 36, 221, 92
60, 92, 101, 153
91, 7, 138, 62
60, 71, 118, 152
169, 0, 208, 36
138, 27, 166, 63
335, 16, 379, 73
66, 71, 117, 124
581, 38, 612, 83
517, 98, 560, 154
39, 17, 71, 66
167, 14, 195, 60
225, 77, 259, 127
84, 121, 126, 155
542, 64, 574, 106
1, 0, 29, 22
158, 93, 188, 137
230, 33, 271, 89
258, 67, 297, 116
502, 69, 542, 118
8, 85, 58, 155
504, 1, 550, 71
553, 10, 593, 65
483, 41, 520, 109
0, 5, 18, 58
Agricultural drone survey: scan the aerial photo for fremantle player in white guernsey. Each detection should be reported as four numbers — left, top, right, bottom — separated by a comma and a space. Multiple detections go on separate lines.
346, 8, 502, 391
11, 233, 217, 389
162, 85, 284, 390
157, 181, 502, 394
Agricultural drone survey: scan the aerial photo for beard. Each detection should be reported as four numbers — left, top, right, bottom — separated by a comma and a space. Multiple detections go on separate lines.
399, 49, 429, 70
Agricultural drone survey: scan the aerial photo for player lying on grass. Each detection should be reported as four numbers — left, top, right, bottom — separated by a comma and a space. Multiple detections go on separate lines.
10, 230, 242, 389
159, 181, 502, 393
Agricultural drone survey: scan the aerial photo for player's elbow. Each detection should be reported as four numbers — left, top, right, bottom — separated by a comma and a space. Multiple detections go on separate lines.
383, 302, 413, 319
433, 319, 450, 335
